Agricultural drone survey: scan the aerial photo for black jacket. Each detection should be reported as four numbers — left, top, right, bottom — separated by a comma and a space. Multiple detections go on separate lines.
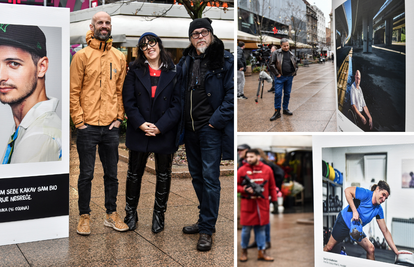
177, 36, 234, 160
269, 48, 298, 77
237, 46, 246, 71
122, 63, 182, 154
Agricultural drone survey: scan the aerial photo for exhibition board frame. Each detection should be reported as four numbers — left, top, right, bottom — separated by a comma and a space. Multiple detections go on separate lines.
313, 134, 414, 267
0, 4, 70, 246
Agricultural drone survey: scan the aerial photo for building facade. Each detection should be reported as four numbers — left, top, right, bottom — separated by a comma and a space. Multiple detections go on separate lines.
238, 0, 306, 43
312, 4, 326, 46
303, 0, 318, 54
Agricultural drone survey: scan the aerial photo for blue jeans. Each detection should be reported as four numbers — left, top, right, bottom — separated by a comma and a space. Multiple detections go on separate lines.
77, 125, 120, 215
185, 124, 222, 235
274, 75, 294, 110
265, 223, 270, 243
241, 225, 266, 250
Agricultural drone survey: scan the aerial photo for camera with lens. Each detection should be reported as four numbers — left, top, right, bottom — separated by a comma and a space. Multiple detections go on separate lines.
252, 44, 272, 65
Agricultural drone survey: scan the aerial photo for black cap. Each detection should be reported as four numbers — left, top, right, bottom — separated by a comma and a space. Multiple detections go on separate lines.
189, 18, 213, 38
237, 144, 251, 150
0, 24, 47, 57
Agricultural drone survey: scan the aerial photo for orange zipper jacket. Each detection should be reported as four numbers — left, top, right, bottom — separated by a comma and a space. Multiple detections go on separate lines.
70, 30, 126, 128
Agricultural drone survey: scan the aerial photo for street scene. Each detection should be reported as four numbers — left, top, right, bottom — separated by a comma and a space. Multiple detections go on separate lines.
336, 0, 405, 131
237, 0, 336, 132
237, 62, 336, 132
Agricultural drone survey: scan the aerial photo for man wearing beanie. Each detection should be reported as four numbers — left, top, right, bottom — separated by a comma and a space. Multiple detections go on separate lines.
177, 17, 234, 251
0, 24, 61, 164
237, 41, 247, 99
70, 11, 128, 235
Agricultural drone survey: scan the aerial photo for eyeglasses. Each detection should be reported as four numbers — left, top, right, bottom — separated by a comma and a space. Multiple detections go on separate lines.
139, 38, 157, 51
191, 29, 210, 39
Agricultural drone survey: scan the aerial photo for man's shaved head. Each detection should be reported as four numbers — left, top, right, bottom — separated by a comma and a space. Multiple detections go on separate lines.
91, 11, 110, 25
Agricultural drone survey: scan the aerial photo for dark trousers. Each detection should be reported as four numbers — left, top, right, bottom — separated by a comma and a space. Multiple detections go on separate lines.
185, 124, 222, 235
77, 125, 119, 215
126, 150, 173, 210
356, 110, 371, 131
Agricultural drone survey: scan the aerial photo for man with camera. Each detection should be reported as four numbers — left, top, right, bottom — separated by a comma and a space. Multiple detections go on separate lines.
237, 41, 248, 99
237, 149, 277, 262
269, 38, 298, 121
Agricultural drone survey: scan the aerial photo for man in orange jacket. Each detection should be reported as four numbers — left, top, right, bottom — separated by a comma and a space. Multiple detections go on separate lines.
237, 149, 277, 262
70, 11, 128, 236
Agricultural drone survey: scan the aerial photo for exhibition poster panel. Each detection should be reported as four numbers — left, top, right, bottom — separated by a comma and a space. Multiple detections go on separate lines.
0, 5, 70, 246
334, 0, 413, 132
313, 135, 414, 267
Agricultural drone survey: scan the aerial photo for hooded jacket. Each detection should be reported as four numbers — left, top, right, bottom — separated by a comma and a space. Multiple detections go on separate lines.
70, 30, 126, 128
177, 36, 234, 160
237, 161, 277, 226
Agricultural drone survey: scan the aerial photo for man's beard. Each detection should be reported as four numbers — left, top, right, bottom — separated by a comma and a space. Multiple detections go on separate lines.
93, 25, 111, 41
196, 38, 211, 54
197, 45, 207, 54
0, 72, 38, 106
247, 159, 258, 166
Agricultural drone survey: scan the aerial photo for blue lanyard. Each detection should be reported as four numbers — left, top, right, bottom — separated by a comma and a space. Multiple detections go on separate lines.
2, 127, 20, 164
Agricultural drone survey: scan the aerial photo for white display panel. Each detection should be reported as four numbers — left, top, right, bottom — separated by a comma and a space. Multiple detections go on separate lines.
314, 134, 414, 267
0, 4, 70, 246
334, 0, 413, 132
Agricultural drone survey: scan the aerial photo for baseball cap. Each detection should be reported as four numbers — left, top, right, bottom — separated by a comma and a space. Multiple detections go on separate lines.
237, 144, 251, 150
0, 24, 47, 57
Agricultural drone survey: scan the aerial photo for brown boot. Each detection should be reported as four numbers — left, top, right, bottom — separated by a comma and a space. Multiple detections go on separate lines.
239, 248, 248, 262
258, 249, 274, 261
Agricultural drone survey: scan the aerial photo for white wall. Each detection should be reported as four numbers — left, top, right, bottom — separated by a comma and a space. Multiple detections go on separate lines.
322, 143, 414, 240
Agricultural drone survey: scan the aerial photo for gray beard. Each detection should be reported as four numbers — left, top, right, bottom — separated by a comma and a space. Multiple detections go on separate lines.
197, 46, 207, 54
95, 32, 110, 41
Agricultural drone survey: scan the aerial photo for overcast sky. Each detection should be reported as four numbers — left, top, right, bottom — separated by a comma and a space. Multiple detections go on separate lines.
310, 0, 333, 28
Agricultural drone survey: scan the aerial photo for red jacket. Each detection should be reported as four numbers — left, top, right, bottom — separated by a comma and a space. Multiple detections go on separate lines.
237, 161, 277, 226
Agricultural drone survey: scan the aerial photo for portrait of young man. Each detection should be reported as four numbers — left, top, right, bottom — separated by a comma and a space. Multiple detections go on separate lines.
0, 24, 62, 164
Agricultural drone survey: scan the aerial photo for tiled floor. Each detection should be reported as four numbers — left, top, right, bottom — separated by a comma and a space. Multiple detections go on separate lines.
0, 143, 234, 266
237, 62, 336, 132
237, 212, 315, 267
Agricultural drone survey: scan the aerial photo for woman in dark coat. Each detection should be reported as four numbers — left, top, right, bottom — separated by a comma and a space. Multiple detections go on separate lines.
122, 32, 181, 233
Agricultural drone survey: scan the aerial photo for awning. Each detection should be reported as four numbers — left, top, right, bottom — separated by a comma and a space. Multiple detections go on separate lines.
70, 15, 234, 51
237, 30, 260, 42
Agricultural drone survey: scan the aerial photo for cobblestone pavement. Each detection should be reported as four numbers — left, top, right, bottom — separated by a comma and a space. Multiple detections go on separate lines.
237, 61, 337, 132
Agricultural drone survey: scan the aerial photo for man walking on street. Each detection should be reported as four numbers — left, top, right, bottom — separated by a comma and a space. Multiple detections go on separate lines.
237, 41, 247, 99
269, 38, 298, 121
178, 18, 234, 251
70, 11, 128, 235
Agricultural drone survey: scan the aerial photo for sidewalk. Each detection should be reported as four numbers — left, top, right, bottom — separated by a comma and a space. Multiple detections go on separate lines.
238, 62, 337, 132
237, 213, 314, 267
1, 142, 234, 267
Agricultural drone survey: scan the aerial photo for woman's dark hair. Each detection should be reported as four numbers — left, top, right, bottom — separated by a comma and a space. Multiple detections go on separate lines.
371, 180, 390, 195
133, 35, 173, 73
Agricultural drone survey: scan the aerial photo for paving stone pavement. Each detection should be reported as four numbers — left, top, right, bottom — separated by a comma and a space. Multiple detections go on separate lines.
237, 61, 337, 132
0, 142, 234, 267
